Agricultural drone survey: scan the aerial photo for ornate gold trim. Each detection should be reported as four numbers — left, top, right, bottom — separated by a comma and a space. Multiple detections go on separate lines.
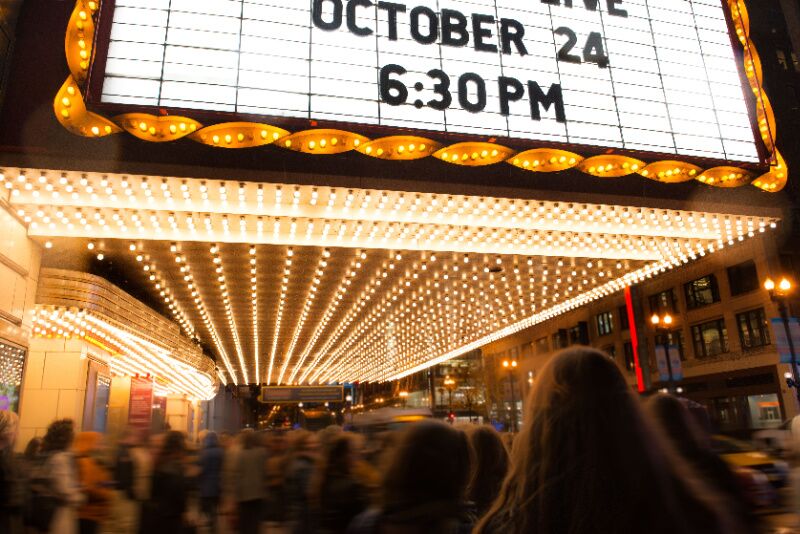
55, 0, 786, 192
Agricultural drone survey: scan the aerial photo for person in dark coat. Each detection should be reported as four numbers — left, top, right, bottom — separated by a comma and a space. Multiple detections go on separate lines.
198, 432, 224, 533
145, 431, 189, 534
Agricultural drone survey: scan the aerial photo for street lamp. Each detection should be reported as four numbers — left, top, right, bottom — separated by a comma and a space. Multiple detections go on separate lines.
502, 359, 518, 433
765, 277, 798, 400
399, 390, 409, 408
651, 313, 678, 393
444, 376, 456, 423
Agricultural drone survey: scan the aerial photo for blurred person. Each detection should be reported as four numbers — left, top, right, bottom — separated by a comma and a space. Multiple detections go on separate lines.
20, 437, 43, 533
474, 347, 744, 534
285, 430, 319, 534
113, 427, 150, 534
646, 394, 760, 534
465, 426, 508, 517
36, 419, 84, 534
264, 432, 288, 525
318, 424, 343, 452
234, 430, 267, 534
221, 429, 248, 521
144, 431, 190, 534
348, 420, 474, 534
198, 431, 224, 533
73, 432, 114, 534
309, 433, 369, 533
0, 410, 22, 533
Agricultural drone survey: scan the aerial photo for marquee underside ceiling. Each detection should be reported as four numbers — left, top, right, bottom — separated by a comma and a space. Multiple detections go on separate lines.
0, 167, 780, 385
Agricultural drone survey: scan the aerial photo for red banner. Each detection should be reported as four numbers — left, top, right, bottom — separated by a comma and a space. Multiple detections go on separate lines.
128, 377, 154, 428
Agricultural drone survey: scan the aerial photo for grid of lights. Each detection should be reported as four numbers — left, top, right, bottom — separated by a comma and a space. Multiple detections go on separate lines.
7, 169, 780, 384
0, 342, 25, 387
31, 306, 216, 400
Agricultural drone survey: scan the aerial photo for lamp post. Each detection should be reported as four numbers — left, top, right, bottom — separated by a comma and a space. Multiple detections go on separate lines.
651, 313, 677, 393
399, 390, 409, 408
345, 394, 353, 425
444, 376, 456, 423
502, 359, 518, 433
765, 277, 798, 401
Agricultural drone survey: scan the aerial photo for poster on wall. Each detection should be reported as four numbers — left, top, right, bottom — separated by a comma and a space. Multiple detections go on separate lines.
0, 341, 26, 413
128, 376, 154, 428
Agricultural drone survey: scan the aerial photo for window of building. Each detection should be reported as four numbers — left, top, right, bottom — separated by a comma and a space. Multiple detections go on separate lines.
596, 311, 614, 337
534, 337, 549, 355
602, 344, 616, 359
684, 275, 719, 309
623, 342, 635, 373
727, 261, 759, 296
568, 323, 589, 345
648, 289, 677, 314
552, 330, 566, 350
737, 308, 771, 350
618, 305, 630, 331
691, 319, 729, 359
655, 330, 686, 360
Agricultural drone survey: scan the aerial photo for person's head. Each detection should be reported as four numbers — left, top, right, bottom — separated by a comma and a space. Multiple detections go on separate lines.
0, 410, 19, 450
646, 393, 711, 457
466, 425, 509, 514
203, 431, 220, 449
380, 420, 470, 510
156, 431, 186, 467
476, 347, 735, 534
24, 437, 42, 459
73, 431, 104, 457
318, 424, 343, 452
42, 419, 74, 453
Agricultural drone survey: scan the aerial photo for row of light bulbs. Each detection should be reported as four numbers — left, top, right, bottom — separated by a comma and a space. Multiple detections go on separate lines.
2, 171, 768, 240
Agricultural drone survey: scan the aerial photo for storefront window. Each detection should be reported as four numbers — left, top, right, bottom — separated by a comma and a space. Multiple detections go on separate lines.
691, 319, 729, 358
747, 394, 782, 429
0, 341, 25, 413
736, 308, 770, 350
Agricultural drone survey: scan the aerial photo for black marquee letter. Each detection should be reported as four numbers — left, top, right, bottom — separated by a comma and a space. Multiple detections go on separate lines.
441, 9, 469, 47
410, 6, 438, 45
500, 19, 528, 56
607, 0, 628, 17
378, 1, 406, 40
313, 0, 343, 31
529, 82, 566, 122
499, 77, 525, 116
472, 14, 497, 53
347, 0, 373, 36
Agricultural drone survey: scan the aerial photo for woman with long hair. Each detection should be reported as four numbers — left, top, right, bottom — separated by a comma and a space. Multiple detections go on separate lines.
475, 347, 743, 534
348, 420, 474, 534
465, 426, 508, 517
309, 433, 369, 533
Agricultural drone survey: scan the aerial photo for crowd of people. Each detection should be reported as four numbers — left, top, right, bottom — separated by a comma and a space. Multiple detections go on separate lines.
0, 347, 785, 533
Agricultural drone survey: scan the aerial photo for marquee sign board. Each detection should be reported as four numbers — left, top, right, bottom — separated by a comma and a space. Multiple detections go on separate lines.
90, 0, 763, 164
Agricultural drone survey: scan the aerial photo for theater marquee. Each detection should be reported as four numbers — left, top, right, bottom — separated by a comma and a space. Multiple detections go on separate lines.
55, 0, 787, 191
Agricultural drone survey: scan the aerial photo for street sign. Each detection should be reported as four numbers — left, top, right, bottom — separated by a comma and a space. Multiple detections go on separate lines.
772, 317, 800, 364
259, 385, 344, 403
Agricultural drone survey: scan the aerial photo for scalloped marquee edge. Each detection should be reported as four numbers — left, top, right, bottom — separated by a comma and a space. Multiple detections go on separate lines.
54, 0, 786, 192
